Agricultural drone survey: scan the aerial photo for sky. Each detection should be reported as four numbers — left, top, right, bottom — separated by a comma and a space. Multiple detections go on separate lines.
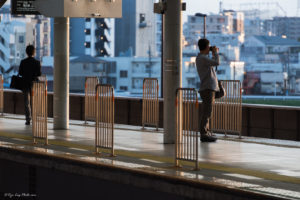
184, 0, 298, 21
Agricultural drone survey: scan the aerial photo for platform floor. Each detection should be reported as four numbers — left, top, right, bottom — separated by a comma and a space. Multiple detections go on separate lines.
0, 114, 300, 199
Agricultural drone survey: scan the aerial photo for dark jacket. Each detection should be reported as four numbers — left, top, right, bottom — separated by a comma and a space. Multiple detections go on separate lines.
18, 57, 41, 90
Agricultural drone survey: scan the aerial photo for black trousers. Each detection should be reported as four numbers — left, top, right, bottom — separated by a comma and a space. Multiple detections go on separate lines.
199, 89, 215, 135
23, 88, 32, 122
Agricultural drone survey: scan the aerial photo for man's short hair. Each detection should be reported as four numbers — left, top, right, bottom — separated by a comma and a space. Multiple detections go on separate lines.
26, 45, 35, 57
198, 39, 209, 51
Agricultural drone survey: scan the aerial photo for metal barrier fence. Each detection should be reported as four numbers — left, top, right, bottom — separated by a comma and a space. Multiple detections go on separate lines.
142, 78, 159, 130
210, 80, 242, 138
95, 84, 114, 156
175, 88, 199, 170
32, 81, 48, 145
85, 77, 99, 123
0, 75, 3, 115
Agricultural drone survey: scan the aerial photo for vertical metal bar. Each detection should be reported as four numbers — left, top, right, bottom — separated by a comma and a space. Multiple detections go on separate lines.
150, 80, 151, 125
238, 81, 242, 138
175, 90, 178, 166
36, 83, 38, 139
152, 80, 154, 126
104, 86, 107, 148
39, 83, 41, 139
181, 90, 183, 160
156, 80, 159, 130
184, 90, 186, 160
96, 85, 97, 153
101, 86, 104, 148
227, 81, 230, 135
150, 81, 152, 126
179, 90, 182, 160
85, 78, 87, 123
143, 80, 145, 128
233, 81, 235, 133
195, 90, 199, 170
232, 81, 235, 133
0, 75, 3, 115
235, 81, 237, 133
32, 84, 35, 142
107, 86, 109, 149
38, 84, 40, 139
109, 87, 111, 150
99, 86, 102, 149
107, 86, 110, 148
112, 87, 114, 155
106, 86, 108, 148
189, 90, 192, 161
103, 86, 105, 148
95, 86, 98, 153
45, 82, 48, 145
149, 80, 151, 125
40, 83, 42, 140
146, 80, 148, 126
187, 90, 190, 160
148, 81, 150, 125
40, 83, 41, 140
225, 81, 228, 136
142, 80, 145, 127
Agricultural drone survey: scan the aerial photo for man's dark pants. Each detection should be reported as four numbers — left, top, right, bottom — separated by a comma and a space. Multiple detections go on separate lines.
199, 89, 215, 135
23, 87, 32, 122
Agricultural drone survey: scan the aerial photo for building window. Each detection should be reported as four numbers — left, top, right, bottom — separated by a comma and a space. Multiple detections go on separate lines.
85, 42, 91, 48
106, 62, 116, 73
140, 13, 146, 23
107, 77, 116, 88
19, 36, 24, 43
85, 29, 91, 35
145, 64, 151, 73
217, 70, 226, 75
187, 78, 195, 86
83, 64, 89, 70
218, 18, 225, 23
120, 86, 128, 91
120, 70, 128, 78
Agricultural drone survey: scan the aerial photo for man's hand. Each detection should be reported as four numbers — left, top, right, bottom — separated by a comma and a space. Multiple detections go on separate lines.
212, 46, 219, 53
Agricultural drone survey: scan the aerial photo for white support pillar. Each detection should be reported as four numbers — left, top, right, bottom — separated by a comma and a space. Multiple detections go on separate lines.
163, 0, 182, 143
53, 17, 69, 129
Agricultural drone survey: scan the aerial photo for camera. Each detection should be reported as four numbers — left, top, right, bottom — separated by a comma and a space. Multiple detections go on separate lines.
209, 46, 216, 51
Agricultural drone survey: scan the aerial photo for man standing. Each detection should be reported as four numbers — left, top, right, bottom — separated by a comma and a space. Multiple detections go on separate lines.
19, 45, 41, 125
196, 39, 219, 142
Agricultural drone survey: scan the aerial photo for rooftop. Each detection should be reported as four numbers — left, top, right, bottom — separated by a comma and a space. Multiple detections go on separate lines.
71, 55, 107, 63
254, 35, 300, 46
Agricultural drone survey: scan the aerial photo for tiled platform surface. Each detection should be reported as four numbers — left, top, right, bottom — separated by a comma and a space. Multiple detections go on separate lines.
0, 114, 300, 200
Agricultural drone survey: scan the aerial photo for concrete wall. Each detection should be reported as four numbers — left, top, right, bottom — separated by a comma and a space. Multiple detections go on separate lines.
3, 90, 300, 141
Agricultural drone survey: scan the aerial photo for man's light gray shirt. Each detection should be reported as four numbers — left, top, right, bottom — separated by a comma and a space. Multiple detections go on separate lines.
196, 52, 220, 92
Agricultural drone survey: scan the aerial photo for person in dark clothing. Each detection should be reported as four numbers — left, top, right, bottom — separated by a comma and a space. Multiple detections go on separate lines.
18, 45, 41, 125
196, 39, 219, 142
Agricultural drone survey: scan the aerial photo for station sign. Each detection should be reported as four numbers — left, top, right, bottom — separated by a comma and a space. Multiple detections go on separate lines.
34, 0, 122, 18
11, 0, 40, 15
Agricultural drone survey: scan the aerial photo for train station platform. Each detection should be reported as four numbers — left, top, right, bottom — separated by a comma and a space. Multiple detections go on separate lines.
0, 114, 300, 200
